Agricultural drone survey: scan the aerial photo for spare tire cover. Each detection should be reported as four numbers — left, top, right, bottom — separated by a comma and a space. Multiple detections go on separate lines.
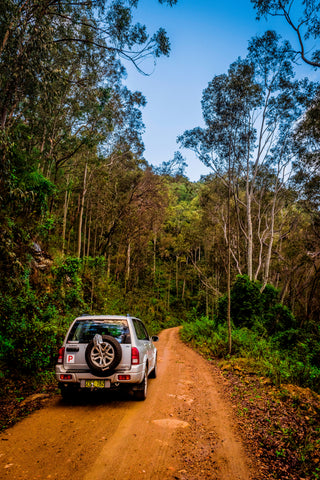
85, 335, 122, 375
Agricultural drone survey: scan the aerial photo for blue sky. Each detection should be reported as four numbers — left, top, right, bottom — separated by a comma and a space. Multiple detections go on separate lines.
124, 0, 313, 181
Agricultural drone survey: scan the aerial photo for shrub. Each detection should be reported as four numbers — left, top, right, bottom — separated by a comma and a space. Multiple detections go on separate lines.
181, 316, 229, 357
218, 275, 297, 337
0, 286, 67, 374
181, 276, 320, 393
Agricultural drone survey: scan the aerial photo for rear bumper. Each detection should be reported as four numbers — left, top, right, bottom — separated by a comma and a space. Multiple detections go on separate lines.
55, 364, 145, 386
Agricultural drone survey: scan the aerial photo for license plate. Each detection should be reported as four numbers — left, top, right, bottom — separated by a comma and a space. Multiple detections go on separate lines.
85, 380, 106, 388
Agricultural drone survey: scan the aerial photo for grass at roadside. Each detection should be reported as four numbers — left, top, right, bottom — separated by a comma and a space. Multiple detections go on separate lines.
180, 316, 320, 393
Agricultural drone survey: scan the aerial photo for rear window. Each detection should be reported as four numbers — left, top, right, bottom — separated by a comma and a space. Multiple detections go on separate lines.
67, 319, 130, 344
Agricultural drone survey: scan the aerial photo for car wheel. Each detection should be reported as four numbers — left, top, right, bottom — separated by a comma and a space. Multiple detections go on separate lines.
134, 367, 148, 401
149, 355, 157, 378
59, 383, 78, 401
85, 335, 122, 375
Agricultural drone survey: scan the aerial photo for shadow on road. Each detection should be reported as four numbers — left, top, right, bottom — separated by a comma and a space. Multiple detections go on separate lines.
56, 388, 136, 407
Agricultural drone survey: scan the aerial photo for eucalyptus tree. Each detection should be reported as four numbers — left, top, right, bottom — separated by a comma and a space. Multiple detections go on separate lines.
0, 0, 177, 209
154, 151, 188, 177
251, 0, 320, 68
179, 31, 313, 289
0, 0, 176, 131
293, 89, 320, 209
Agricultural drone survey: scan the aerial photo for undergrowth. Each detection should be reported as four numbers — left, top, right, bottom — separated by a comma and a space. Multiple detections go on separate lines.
181, 275, 320, 393
181, 317, 320, 393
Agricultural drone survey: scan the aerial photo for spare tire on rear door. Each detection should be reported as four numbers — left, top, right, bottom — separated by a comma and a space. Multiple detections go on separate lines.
85, 334, 122, 375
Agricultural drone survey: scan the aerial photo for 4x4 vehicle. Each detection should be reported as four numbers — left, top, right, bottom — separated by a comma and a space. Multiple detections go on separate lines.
55, 314, 158, 401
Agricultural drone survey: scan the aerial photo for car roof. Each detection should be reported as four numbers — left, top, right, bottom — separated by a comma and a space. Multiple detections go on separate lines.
74, 315, 137, 321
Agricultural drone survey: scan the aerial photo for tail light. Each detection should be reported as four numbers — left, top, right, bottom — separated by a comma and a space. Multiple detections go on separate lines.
131, 347, 139, 365
118, 375, 131, 380
57, 347, 65, 364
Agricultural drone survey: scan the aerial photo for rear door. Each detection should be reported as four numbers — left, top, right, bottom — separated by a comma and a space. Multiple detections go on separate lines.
63, 343, 88, 370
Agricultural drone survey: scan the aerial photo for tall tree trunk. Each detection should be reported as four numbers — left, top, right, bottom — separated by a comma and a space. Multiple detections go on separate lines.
77, 160, 88, 258
107, 251, 111, 280
90, 279, 94, 312
62, 187, 70, 254
153, 232, 157, 282
261, 185, 278, 291
93, 224, 98, 258
206, 285, 209, 317
83, 199, 88, 259
125, 241, 131, 291
247, 188, 253, 281
86, 205, 92, 257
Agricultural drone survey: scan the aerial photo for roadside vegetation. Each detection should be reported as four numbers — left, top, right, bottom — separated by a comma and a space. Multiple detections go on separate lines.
181, 275, 320, 393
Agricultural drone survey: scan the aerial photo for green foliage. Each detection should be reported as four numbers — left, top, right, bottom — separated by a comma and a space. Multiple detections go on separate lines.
251, 0, 320, 67
1, 0, 320, 415
39, 214, 56, 238
218, 275, 263, 329
182, 276, 320, 393
218, 275, 297, 343
181, 316, 228, 357
0, 284, 67, 375
53, 257, 85, 312
182, 317, 320, 392
0, 250, 182, 380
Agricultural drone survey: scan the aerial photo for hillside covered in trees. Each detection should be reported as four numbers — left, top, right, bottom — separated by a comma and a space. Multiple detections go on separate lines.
0, 0, 320, 400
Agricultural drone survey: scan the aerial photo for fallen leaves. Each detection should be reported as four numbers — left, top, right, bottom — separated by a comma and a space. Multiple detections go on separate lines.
219, 365, 320, 480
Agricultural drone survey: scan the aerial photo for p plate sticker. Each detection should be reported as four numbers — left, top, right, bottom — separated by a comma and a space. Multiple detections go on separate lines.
67, 354, 75, 363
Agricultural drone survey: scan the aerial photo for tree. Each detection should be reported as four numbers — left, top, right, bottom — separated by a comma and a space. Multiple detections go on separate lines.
251, 0, 320, 67
155, 151, 188, 177
179, 31, 313, 289
0, 0, 177, 220
0, 0, 176, 131
293, 89, 320, 208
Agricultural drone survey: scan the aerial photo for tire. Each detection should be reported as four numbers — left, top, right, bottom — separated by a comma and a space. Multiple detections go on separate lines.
85, 335, 122, 375
149, 355, 157, 379
59, 383, 78, 401
134, 367, 148, 401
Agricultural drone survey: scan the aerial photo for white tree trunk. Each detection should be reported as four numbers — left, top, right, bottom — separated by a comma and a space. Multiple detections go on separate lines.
77, 161, 88, 258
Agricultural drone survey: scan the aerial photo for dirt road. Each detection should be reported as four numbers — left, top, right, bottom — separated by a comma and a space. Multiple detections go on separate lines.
0, 327, 255, 480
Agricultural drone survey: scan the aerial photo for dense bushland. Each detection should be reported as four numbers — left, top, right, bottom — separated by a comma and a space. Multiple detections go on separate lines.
181, 275, 320, 393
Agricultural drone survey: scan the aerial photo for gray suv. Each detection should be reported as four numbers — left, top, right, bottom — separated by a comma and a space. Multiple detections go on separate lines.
55, 314, 158, 401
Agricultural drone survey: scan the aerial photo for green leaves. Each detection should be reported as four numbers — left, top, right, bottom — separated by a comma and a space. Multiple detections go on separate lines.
152, 27, 171, 57
217, 275, 297, 338
251, 0, 320, 68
